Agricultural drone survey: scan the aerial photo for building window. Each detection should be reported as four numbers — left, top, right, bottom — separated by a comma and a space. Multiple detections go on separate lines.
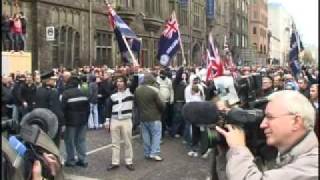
52, 27, 59, 67
145, 0, 160, 17
263, 45, 266, 54
52, 26, 80, 68
236, 0, 240, 9
260, 44, 263, 53
120, 0, 134, 9
179, 3, 188, 26
193, 3, 200, 27
242, 35, 245, 48
96, 31, 113, 67
241, 0, 245, 12
236, 16, 240, 28
253, 27, 257, 34
236, 34, 240, 47
74, 32, 80, 68
59, 26, 66, 66
253, 11, 258, 19
140, 39, 149, 67
253, 43, 257, 50
153, 38, 159, 66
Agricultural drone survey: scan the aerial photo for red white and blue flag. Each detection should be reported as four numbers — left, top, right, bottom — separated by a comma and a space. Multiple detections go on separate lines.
206, 33, 224, 82
289, 23, 304, 79
106, 2, 140, 66
157, 11, 181, 67
223, 35, 238, 78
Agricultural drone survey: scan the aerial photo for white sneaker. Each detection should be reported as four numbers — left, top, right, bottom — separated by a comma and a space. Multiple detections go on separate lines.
174, 134, 181, 138
187, 151, 195, 157
149, 155, 163, 161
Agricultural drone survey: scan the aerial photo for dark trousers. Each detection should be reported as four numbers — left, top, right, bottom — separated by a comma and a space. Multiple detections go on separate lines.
161, 103, 172, 136
170, 102, 185, 136
97, 100, 106, 124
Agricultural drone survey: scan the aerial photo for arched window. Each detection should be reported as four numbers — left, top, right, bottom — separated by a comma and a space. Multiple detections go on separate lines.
52, 27, 59, 67
95, 30, 113, 67
52, 26, 80, 68
260, 44, 263, 53
263, 45, 266, 54
253, 27, 257, 34
66, 27, 73, 68
74, 32, 80, 68
59, 26, 66, 66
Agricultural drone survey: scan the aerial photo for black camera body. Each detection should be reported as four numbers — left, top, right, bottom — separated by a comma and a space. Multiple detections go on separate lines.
1, 108, 63, 180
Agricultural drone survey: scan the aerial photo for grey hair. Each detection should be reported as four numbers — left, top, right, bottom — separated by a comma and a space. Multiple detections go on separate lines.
267, 90, 315, 131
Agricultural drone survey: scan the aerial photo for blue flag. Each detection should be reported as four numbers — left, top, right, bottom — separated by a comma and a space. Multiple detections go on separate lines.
107, 3, 141, 65
289, 28, 304, 79
157, 12, 180, 67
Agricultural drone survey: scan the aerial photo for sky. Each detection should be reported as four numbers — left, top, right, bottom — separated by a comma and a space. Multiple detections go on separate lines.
268, 0, 318, 47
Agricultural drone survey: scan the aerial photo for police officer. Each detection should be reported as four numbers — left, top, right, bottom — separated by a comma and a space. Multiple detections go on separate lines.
34, 71, 65, 148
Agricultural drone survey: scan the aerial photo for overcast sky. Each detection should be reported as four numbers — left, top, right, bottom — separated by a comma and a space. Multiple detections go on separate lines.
268, 0, 318, 47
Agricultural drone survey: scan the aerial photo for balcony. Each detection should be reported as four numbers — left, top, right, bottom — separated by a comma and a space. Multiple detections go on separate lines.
142, 17, 164, 32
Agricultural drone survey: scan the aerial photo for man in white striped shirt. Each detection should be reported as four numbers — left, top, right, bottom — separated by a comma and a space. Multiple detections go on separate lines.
106, 76, 135, 171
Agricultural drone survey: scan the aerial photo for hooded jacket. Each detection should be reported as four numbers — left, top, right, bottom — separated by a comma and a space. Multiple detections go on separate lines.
134, 73, 164, 122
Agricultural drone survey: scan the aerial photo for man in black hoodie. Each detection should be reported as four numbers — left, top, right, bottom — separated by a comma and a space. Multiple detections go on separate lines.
61, 76, 90, 167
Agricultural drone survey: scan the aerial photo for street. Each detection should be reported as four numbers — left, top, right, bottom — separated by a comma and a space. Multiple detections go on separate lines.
61, 128, 212, 180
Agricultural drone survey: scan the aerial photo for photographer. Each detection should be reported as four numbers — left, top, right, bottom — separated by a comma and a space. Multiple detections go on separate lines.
32, 153, 61, 180
216, 90, 318, 180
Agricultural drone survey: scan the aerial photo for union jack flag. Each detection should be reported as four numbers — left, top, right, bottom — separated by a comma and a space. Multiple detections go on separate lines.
206, 32, 224, 82
106, 2, 140, 66
162, 16, 179, 39
223, 35, 238, 79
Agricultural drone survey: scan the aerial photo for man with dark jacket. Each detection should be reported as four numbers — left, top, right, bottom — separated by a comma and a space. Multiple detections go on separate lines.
97, 72, 114, 125
35, 74, 64, 148
61, 76, 90, 167
171, 67, 187, 137
134, 73, 165, 161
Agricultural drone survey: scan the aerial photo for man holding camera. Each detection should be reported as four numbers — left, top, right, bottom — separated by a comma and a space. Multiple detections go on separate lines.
216, 90, 318, 180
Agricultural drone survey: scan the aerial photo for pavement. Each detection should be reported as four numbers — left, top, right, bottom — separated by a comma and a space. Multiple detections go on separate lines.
61, 128, 213, 180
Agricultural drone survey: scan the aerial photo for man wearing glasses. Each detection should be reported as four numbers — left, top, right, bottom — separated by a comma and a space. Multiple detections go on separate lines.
216, 90, 318, 180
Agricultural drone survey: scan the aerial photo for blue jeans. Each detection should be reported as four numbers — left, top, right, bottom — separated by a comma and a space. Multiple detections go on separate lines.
64, 125, 88, 163
140, 121, 162, 157
14, 33, 24, 51
88, 103, 99, 129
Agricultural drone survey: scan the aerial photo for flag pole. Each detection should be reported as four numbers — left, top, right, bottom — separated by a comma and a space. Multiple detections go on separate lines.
122, 35, 139, 66
173, 11, 187, 66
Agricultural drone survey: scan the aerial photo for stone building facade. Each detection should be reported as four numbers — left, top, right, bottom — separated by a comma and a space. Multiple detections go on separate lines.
248, 0, 268, 65
2, 0, 208, 71
268, 3, 293, 66
229, 0, 250, 65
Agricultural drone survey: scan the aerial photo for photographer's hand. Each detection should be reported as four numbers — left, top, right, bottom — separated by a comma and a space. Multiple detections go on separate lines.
32, 160, 42, 180
43, 152, 60, 176
216, 124, 246, 148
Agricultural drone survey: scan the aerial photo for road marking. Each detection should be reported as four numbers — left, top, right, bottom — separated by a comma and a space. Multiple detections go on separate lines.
86, 134, 140, 155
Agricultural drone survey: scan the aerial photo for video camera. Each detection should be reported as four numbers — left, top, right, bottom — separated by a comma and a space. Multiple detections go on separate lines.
2, 108, 64, 180
235, 73, 263, 107
182, 99, 277, 175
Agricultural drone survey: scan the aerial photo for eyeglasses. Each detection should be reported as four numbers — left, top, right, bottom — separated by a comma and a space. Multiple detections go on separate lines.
264, 113, 295, 121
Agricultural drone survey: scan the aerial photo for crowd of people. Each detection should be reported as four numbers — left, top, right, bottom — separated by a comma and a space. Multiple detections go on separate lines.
1, 12, 27, 53
1, 63, 318, 179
